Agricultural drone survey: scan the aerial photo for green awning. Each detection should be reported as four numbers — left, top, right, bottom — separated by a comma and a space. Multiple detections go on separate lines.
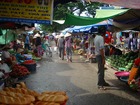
85, 0, 140, 9
64, 9, 128, 26
53, 20, 65, 24
95, 9, 129, 18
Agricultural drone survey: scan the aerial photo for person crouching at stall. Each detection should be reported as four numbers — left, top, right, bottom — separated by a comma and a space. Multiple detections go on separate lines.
15, 48, 26, 64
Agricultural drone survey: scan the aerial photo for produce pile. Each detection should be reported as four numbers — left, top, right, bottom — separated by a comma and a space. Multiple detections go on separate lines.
0, 82, 69, 105
73, 39, 81, 46
106, 51, 138, 71
134, 58, 140, 67
77, 49, 85, 55
32, 56, 42, 61
23, 60, 36, 65
10, 64, 30, 78
8, 49, 16, 55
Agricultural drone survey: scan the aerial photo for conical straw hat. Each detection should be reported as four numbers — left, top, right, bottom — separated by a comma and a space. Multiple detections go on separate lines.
17, 48, 24, 53
65, 32, 71, 37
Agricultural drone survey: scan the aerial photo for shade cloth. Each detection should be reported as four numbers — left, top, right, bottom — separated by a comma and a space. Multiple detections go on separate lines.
95, 9, 129, 18
71, 20, 112, 32
64, 9, 128, 26
85, 0, 140, 9
94, 9, 140, 31
53, 20, 65, 24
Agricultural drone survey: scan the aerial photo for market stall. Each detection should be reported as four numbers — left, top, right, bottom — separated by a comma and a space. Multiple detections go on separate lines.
104, 30, 140, 91
0, 24, 40, 90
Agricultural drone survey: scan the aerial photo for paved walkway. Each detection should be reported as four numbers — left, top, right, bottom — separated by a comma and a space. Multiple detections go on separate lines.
24, 44, 140, 105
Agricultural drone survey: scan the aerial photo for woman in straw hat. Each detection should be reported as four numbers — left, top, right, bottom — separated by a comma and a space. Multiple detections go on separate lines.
65, 32, 73, 62
15, 48, 26, 63
34, 33, 44, 57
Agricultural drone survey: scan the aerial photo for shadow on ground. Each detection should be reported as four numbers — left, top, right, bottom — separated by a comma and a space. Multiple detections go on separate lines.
71, 92, 140, 105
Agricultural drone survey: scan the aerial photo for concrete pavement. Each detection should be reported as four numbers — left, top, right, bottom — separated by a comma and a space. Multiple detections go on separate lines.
24, 46, 140, 105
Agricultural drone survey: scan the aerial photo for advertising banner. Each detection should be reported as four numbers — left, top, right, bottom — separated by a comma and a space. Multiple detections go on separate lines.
0, 0, 54, 24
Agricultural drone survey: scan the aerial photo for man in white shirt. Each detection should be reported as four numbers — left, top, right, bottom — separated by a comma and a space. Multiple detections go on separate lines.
94, 29, 110, 90
57, 35, 65, 60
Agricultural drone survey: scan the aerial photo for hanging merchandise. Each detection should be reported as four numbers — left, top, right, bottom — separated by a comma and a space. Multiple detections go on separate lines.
116, 32, 121, 46
137, 39, 140, 50
124, 37, 129, 49
129, 31, 133, 39
131, 41, 133, 51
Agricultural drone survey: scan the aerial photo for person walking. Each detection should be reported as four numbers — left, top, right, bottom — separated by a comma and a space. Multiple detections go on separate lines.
57, 34, 65, 60
94, 29, 110, 90
85, 34, 95, 62
34, 33, 44, 57
24, 34, 30, 50
65, 33, 73, 62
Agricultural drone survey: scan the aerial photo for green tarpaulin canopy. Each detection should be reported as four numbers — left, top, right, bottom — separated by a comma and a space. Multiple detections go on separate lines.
95, 9, 129, 18
85, 0, 140, 9
0, 29, 17, 44
64, 9, 128, 26
95, 9, 140, 31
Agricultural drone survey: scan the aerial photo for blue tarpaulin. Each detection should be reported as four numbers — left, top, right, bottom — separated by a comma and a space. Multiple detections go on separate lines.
72, 20, 112, 33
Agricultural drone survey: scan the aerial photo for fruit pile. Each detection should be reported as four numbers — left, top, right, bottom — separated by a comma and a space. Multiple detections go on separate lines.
10, 64, 30, 78
106, 51, 138, 71
23, 60, 36, 65
134, 58, 140, 67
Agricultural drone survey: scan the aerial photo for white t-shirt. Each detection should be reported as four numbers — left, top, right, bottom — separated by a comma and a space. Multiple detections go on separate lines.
129, 33, 133, 39
94, 35, 104, 55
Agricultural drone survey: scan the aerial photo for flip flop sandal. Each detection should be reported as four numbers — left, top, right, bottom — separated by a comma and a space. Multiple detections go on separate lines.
98, 86, 106, 90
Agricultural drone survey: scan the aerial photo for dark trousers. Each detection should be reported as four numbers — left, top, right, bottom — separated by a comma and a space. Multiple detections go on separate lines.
66, 47, 72, 60
96, 55, 105, 86
25, 44, 30, 50
59, 47, 64, 60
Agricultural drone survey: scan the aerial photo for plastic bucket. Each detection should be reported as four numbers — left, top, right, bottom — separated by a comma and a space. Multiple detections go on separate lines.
115, 71, 130, 77
22, 63, 36, 72
120, 76, 129, 83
